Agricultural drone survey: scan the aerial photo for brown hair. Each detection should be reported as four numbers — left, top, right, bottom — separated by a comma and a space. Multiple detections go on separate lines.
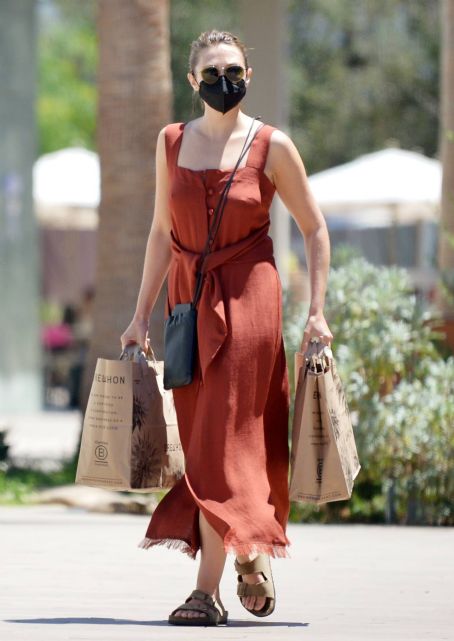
188, 30, 251, 73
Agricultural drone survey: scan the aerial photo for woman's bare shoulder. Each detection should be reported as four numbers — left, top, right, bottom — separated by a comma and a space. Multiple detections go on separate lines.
268, 126, 303, 167
268, 126, 296, 152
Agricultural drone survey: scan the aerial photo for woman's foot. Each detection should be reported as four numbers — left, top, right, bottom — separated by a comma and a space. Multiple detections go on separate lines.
172, 587, 224, 619
236, 552, 267, 611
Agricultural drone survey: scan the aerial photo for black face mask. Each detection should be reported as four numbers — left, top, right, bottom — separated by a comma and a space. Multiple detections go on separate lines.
197, 74, 247, 114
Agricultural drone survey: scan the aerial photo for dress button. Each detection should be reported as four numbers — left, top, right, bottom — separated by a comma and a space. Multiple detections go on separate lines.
208, 208, 214, 215
207, 188, 214, 195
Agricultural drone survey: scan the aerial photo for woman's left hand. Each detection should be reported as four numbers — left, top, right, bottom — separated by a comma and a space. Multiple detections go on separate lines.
299, 311, 334, 355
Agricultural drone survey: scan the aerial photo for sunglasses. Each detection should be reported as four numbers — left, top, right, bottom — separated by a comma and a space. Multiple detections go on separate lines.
197, 64, 246, 85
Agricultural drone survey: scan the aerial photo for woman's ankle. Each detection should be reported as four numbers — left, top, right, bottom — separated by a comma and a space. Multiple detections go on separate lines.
195, 584, 218, 600
236, 551, 259, 564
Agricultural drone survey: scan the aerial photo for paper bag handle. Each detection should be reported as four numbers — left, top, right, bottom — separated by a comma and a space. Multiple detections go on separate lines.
119, 341, 159, 367
294, 339, 333, 387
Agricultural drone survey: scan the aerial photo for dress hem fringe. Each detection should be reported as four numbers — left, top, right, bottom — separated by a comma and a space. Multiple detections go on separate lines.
137, 536, 291, 560
137, 537, 197, 560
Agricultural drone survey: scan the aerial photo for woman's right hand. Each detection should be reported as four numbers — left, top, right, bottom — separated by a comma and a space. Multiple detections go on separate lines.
120, 316, 150, 353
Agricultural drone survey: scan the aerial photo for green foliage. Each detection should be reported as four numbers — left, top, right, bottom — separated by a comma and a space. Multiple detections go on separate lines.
373, 359, 454, 524
284, 244, 453, 524
288, 0, 440, 173
0, 456, 167, 506
0, 457, 78, 505
37, 0, 97, 154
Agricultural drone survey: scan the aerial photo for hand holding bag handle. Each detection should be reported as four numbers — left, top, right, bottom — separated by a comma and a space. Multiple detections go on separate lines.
163, 116, 265, 390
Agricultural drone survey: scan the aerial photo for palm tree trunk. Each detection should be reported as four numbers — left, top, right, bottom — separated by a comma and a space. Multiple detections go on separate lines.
80, 0, 172, 411
436, 0, 454, 320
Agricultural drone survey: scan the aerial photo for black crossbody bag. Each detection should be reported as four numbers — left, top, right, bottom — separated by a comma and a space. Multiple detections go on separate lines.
163, 116, 264, 390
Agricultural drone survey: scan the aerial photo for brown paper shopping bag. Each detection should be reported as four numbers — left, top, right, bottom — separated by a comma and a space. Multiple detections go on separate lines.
289, 339, 361, 504
75, 343, 185, 492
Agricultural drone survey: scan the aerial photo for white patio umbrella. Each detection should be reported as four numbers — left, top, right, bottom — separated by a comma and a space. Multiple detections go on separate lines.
33, 147, 100, 229
308, 147, 441, 227
33, 147, 100, 303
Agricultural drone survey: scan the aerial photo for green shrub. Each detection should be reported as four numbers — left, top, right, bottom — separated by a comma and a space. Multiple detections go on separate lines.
284, 244, 453, 524
374, 358, 454, 524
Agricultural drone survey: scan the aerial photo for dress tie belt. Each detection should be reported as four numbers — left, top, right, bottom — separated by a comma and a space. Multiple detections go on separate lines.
167, 223, 275, 384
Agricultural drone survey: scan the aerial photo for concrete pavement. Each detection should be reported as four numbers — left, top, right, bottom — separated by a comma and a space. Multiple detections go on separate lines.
1, 505, 453, 640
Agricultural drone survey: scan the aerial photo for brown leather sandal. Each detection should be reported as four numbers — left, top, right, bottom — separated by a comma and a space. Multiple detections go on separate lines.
168, 588, 228, 626
234, 553, 276, 617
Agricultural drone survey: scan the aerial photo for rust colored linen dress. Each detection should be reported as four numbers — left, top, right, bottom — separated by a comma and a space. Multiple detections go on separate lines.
138, 121, 292, 560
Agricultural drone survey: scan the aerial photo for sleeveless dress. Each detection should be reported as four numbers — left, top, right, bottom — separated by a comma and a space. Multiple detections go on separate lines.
137, 121, 292, 560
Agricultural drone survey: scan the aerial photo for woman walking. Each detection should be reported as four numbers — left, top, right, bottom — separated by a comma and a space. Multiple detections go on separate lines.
120, 29, 332, 626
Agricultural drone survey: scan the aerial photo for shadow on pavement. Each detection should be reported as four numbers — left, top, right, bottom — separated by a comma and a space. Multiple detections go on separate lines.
4, 616, 309, 628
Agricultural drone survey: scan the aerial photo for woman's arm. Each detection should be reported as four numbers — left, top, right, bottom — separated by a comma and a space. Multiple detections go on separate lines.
268, 130, 334, 353
120, 126, 172, 350
133, 126, 172, 321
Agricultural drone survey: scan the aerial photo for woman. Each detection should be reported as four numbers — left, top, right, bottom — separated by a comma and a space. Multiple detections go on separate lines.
120, 29, 333, 626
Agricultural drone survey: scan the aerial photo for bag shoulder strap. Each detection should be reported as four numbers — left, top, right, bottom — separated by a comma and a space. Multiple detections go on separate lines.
192, 117, 264, 307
